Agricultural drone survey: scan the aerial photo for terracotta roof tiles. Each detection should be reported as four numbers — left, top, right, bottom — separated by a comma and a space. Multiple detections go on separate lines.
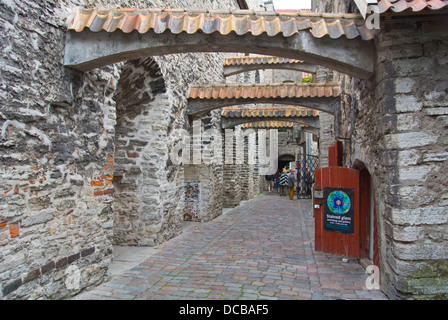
222, 106, 319, 118
189, 83, 340, 100
224, 55, 303, 66
377, 0, 448, 13
241, 121, 296, 128
67, 8, 375, 40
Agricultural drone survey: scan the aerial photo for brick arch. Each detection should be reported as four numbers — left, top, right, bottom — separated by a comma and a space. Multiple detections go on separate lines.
113, 57, 171, 246
64, 8, 376, 79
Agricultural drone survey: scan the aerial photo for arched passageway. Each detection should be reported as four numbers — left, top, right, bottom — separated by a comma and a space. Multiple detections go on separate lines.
75, 194, 388, 300
223, 55, 317, 77
113, 57, 182, 246
187, 83, 340, 115
3, 0, 448, 302
64, 8, 376, 78
222, 118, 319, 136
278, 154, 295, 172
239, 122, 319, 136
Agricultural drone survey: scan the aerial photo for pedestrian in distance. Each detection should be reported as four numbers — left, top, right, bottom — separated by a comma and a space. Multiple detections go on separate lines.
280, 168, 289, 196
274, 170, 281, 194
265, 173, 275, 192
305, 168, 313, 197
288, 169, 296, 200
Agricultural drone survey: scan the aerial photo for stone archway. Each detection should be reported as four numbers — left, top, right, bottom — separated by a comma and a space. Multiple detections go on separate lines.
222, 117, 319, 134
223, 55, 317, 77
113, 57, 182, 246
64, 8, 376, 78
187, 82, 340, 115
278, 154, 295, 172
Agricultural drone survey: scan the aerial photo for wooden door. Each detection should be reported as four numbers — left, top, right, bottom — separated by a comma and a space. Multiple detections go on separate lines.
314, 166, 360, 258
358, 165, 380, 268
359, 167, 370, 260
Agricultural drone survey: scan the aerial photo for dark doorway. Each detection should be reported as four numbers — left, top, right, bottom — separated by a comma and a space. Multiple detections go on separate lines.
278, 154, 295, 172
355, 161, 380, 269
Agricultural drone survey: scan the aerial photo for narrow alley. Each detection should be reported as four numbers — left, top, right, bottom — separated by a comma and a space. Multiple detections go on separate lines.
74, 194, 387, 300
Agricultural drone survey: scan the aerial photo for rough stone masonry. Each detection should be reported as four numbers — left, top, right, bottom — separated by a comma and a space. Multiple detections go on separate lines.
0, 0, 264, 299
314, 0, 448, 299
1, 0, 447, 301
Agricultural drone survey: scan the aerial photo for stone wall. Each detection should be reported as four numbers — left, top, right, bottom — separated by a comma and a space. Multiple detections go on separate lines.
222, 126, 243, 208
312, 0, 448, 299
0, 0, 133, 299
222, 53, 270, 207
265, 68, 306, 84
7, 0, 446, 301
113, 57, 180, 246
337, 21, 448, 299
183, 112, 225, 222
0, 0, 245, 300
315, 66, 336, 168
373, 21, 448, 299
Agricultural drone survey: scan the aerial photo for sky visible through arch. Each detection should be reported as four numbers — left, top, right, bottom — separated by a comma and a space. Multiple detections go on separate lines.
272, 0, 311, 9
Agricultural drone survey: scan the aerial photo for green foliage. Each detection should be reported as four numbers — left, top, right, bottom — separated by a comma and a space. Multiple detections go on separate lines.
301, 75, 313, 83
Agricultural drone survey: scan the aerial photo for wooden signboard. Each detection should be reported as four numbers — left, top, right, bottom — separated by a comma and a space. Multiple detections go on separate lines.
314, 166, 360, 258
323, 187, 355, 235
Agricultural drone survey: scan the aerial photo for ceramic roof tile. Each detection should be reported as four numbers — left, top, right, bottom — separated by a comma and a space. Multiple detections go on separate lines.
221, 106, 319, 118
377, 0, 448, 13
224, 55, 303, 66
68, 8, 375, 40
189, 83, 340, 100
241, 121, 296, 128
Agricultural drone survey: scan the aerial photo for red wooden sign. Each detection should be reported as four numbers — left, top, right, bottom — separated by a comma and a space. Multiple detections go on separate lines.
314, 163, 360, 258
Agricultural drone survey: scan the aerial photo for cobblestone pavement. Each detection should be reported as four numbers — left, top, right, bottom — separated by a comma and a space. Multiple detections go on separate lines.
73, 194, 388, 300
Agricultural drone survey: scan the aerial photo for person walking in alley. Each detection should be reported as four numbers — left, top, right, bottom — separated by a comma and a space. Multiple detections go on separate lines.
288, 169, 296, 200
280, 168, 289, 196
305, 168, 313, 197
265, 173, 275, 192
274, 170, 281, 194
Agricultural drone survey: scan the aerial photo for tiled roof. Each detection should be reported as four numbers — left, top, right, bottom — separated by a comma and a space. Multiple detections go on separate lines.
222, 106, 319, 118
67, 8, 375, 40
241, 121, 296, 128
224, 55, 302, 66
377, 0, 448, 13
189, 83, 340, 100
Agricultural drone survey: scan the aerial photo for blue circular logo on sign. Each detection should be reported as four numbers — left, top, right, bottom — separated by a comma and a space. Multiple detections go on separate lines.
327, 190, 351, 214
